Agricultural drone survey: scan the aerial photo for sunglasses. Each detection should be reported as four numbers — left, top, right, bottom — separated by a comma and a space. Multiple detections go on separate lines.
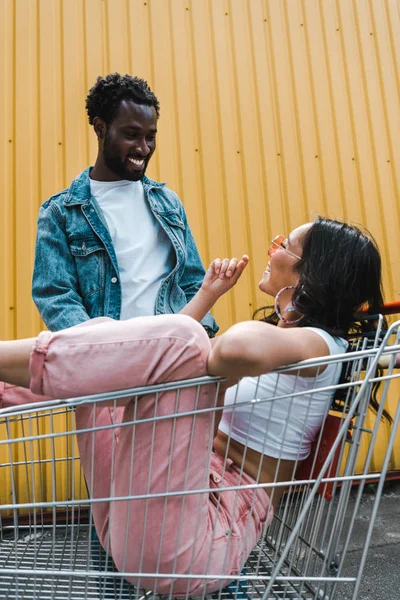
268, 235, 301, 260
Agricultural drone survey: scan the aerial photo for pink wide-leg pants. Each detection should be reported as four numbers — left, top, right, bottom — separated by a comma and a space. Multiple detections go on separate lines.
0, 315, 272, 595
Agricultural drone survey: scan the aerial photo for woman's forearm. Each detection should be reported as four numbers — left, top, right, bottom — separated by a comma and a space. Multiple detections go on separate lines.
180, 255, 249, 324
179, 288, 219, 323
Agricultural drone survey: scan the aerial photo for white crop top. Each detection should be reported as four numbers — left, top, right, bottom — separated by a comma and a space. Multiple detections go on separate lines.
218, 327, 348, 461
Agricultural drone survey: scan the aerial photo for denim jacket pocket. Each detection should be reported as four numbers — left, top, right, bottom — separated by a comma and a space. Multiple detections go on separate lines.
69, 237, 106, 299
157, 211, 186, 256
69, 237, 104, 257
160, 211, 185, 230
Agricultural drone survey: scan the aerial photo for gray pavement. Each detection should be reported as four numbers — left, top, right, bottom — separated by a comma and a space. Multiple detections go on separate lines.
335, 481, 400, 600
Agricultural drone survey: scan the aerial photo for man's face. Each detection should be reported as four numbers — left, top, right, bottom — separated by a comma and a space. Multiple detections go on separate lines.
101, 100, 157, 181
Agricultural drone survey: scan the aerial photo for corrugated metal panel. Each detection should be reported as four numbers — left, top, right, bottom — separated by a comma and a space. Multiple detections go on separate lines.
0, 0, 399, 496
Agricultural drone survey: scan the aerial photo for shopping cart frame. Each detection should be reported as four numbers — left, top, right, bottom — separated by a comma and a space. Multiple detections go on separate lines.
0, 319, 399, 600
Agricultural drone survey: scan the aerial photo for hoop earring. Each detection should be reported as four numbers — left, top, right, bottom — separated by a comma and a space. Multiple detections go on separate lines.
274, 285, 304, 325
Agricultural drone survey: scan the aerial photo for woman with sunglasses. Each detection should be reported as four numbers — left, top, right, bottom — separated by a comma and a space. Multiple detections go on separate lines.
0, 217, 386, 595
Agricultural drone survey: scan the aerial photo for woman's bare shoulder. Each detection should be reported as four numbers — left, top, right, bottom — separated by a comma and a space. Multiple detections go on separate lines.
207, 321, 330, 378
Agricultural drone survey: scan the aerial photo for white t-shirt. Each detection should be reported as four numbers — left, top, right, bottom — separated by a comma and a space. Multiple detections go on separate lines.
218, 327, 348, 461
90, 178, 174, 319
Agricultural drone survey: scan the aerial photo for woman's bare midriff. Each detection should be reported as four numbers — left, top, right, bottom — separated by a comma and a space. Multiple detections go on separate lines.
213, 430, 297, 508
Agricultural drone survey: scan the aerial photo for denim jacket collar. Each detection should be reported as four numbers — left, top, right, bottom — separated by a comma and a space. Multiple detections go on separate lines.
63, 167, 166, 207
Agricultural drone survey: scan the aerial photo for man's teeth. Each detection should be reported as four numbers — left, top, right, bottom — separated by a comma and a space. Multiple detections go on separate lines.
128, 158, 145, 167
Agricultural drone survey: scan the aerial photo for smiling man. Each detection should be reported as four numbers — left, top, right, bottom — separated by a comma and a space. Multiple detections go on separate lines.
32, 73, 218, 336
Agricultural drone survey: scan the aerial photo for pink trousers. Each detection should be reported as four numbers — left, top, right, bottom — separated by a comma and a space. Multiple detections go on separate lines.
0, 315, 272, 595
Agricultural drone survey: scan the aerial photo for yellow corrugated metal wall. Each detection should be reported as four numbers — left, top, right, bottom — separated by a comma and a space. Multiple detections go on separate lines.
0, 0, 399, 492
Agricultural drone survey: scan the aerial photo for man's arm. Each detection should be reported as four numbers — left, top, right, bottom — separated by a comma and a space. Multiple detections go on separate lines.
178, 206, 219, 337
32, 202, 91, 331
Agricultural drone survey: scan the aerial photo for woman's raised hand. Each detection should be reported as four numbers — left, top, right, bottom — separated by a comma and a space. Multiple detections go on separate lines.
179, 255, 249, 324
202, 255, 249, 298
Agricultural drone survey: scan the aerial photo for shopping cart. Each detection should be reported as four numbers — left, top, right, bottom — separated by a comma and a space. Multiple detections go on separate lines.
0, 313, 399, 600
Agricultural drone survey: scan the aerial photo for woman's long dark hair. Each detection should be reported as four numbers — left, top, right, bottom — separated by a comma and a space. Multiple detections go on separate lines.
254, 217, 391, 421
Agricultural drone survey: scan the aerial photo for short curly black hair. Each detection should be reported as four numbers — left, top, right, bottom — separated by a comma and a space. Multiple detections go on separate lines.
85, 73, 160, 125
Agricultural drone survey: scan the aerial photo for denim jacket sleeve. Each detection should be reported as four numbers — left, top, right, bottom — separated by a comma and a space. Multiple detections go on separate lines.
32, 201, 91, 331
179, 205, 219, 337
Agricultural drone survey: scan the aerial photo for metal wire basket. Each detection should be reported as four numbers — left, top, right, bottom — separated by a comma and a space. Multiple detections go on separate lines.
0, 319, 399, 600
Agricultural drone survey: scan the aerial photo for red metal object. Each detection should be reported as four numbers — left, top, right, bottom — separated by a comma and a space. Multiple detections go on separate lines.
379, 301, 400, 315
296, 415, 352, 501
361, 300, 400, 316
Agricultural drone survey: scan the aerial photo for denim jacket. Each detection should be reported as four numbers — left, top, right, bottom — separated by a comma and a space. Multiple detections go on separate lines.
32, 168, 218, 335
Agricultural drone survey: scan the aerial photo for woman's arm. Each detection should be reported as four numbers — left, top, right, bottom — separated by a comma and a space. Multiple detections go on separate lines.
179, 256, 249, 323
207, 321, 330, 378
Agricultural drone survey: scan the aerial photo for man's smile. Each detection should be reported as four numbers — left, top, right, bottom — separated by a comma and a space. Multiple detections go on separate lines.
127, 157, 145, 169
